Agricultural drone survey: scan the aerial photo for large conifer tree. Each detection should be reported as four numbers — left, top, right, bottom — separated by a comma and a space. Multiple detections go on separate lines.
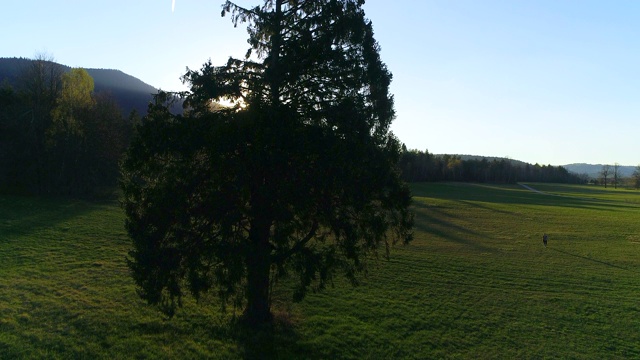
121, 0, 413, 325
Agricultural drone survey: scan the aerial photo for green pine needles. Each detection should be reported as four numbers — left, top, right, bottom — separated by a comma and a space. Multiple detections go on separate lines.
121, 0, 413, 325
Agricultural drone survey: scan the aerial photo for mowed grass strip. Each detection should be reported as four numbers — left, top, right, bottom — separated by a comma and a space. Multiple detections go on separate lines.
1, 183, 640, 358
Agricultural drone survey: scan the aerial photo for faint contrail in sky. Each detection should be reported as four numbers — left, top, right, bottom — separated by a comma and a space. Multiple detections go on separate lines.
172, 0, 175, 12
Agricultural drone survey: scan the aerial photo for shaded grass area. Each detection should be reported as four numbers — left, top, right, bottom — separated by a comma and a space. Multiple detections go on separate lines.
2, 183, 640, 358
0, 195, 278, 358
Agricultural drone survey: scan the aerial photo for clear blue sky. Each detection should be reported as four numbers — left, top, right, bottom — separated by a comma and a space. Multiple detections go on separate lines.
3, 0, 640, 166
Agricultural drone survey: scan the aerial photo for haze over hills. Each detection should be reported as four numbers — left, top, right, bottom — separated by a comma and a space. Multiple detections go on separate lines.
563, 163, 636, 178
0, 57, 178, 115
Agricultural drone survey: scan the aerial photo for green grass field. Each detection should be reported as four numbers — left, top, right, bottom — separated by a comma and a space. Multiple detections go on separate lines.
1, 183, 640, 358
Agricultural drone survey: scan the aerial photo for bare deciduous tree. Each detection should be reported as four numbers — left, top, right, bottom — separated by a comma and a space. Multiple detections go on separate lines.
613, 162, 620, 189
633, 165, 640, 189
18, 52, 64, 193
600, 164, 611, 188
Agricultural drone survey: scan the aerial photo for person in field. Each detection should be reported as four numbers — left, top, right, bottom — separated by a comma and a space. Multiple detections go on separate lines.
543, 233, 548, 247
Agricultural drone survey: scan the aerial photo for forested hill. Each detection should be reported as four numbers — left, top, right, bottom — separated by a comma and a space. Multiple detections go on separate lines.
86, 68, 158, 115
400, 150, 585, 184
0, 57, 167, 115
437, 154, 530, 167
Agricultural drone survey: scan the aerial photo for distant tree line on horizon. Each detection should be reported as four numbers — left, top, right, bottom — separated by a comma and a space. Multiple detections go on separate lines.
0, 55, 136, 196
399, 147, 586, 184
595, 163, 640, 190
0, 57, 592, 197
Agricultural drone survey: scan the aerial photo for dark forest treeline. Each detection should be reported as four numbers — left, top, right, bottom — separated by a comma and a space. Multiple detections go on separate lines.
0, 59, 583, 197
0, 57, 136, 196
399, 148, 585, 184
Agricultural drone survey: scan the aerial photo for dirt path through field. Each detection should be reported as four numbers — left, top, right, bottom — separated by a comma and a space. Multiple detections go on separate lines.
518, 183, 548, 195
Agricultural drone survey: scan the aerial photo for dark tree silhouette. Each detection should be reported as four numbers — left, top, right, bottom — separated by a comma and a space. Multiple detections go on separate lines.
17, 54, 64, 193
0, 82, 21, 188
633, 165, 640, 189
121, 0, 413, 325
0, 61, 132, 196
600, 164, 611, 188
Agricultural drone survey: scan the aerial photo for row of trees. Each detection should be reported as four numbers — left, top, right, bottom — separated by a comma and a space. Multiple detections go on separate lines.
0, 56, 135, 196
0, 57, 589, 200
598, 163, 640, 189
399, 148, 585, 184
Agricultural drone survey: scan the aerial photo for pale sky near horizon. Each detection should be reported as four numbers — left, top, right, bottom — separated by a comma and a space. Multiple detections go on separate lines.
3, 1, 640, 166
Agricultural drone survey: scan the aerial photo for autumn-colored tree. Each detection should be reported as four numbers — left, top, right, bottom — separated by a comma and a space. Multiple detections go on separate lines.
47, 68, 96, 193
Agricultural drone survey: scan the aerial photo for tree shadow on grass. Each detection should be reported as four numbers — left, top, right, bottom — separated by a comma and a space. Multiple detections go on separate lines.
234, 313, 310, 360
550, 248, 637, 273
412, 201, 496, 253
129, 310, 316, 359
458, 199, 516, 216
411, 182, 640, 212
0, 194, 100, 239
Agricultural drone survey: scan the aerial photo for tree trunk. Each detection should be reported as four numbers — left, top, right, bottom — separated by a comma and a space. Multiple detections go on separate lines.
244, 212, 273, 325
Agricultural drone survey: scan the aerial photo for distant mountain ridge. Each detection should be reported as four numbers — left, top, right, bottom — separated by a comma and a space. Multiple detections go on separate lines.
562, 163, 636, 178
0, 57, 172, 115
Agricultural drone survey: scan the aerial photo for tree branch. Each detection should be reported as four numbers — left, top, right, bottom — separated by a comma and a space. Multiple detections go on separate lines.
272, 219, 319, 264
222, 1, 259, 20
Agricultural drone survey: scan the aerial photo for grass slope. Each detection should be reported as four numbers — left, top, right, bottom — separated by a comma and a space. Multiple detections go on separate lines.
1, 183, 640, 358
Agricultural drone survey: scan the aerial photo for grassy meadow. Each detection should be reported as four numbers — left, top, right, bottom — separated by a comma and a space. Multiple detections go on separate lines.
1, 183, 640, 358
